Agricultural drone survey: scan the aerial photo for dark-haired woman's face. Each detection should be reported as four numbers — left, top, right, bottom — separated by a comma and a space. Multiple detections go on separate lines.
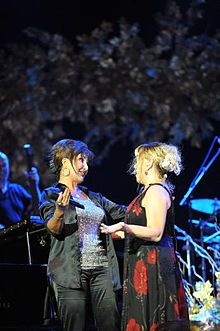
71, 154, 88, 183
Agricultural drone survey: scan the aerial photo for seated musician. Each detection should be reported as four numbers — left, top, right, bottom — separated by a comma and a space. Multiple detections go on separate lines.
0, 151, 41, 229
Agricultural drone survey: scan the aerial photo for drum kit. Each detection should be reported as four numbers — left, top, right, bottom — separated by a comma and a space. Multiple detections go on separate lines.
176, 136, 220, 285
179, 197, 220, 284
189, 198, 220, 243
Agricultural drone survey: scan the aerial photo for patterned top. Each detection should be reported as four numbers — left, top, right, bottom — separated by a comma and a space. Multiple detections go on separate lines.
75, 197, 108, 269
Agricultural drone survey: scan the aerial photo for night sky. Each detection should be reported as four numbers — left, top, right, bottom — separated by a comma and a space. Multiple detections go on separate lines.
1, 0, 219, 46
0, 0, 164, 43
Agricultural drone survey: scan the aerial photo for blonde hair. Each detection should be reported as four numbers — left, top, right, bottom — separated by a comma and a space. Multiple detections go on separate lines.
129, 142, 183, 179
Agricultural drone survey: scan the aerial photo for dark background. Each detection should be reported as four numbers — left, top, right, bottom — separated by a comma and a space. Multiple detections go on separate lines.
1, 0, 220, 43
0, 1, 165, 44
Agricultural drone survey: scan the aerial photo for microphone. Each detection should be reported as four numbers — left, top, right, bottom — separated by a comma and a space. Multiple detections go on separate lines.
23, 144, 33, 171
46, 189, 85, 209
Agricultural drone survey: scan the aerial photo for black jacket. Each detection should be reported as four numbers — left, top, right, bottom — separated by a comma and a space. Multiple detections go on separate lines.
39, 184, 126, 290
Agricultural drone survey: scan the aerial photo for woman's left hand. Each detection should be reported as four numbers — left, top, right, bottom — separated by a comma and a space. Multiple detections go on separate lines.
100, 222, 124, 234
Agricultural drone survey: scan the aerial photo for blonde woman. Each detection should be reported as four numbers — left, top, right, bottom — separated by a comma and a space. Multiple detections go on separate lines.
101, 142, 190, 331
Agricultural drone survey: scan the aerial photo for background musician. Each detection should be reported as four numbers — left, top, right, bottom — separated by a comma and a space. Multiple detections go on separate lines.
0, 151, 41, 229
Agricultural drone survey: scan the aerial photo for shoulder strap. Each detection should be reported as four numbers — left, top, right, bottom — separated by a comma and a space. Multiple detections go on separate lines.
148, 183, 170, 194
146, 183, 172, 203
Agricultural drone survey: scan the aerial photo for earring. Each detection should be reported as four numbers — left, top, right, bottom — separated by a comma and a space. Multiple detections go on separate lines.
63, 168, 70, 177
145, 167, 150, 175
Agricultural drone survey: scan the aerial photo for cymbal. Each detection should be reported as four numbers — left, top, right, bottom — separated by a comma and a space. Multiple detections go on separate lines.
190, 198, 220, 214
189, 219, 216, 228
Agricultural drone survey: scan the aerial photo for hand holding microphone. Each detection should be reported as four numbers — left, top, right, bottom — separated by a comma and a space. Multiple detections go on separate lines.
23, 144, 33, 172
26, 166, 40, 185
23, 144, 40, 185
56, 188, 71, 210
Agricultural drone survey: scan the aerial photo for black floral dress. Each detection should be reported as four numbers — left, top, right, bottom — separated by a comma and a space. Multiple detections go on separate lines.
121, 184, 190, 331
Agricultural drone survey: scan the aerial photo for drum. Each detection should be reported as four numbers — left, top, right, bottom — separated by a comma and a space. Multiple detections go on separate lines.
190, 198, 220, 215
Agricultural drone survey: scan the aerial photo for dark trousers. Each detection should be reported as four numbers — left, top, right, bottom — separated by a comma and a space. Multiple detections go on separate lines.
52, 267, 120, 331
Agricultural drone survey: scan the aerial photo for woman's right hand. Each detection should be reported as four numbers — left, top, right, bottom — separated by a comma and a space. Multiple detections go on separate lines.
100, 222, 125, 234
47, 188, 71, 234
55, 188, 70, 211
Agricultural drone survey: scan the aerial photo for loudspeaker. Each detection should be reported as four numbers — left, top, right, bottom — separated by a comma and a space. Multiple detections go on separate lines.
0, 264, 47, 324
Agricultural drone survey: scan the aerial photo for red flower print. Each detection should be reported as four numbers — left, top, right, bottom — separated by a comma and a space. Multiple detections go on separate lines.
127, 197, 138, 212
132, 202, 142, 216
147, 249, 157, 264
150, 323, 160, 331
126, 318, 141, 331
177, 281, 189, 319
177, 281, 185, 302
133, 259, 148, 295
170, 248, 176, 262
174, 302, 180, 317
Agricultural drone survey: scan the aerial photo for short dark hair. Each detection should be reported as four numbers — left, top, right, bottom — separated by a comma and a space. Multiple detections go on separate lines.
48, 139, 94, 176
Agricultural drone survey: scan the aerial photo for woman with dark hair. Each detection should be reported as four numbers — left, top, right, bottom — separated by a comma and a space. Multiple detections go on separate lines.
39, 139, 126, 331
101, 142, 190, 331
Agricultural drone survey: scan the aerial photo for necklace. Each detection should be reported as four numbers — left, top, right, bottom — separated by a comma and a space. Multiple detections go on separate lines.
71, 189, 81, 199
71, 189, 89, 201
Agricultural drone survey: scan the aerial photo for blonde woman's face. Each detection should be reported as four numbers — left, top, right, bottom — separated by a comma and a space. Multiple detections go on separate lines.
135, 155, 145, 183
135, 161, 141, 183
135, 154, 152, 184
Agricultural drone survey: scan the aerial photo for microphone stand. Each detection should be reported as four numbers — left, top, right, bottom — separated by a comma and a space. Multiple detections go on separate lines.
185, 237, 192, 284
23, 144, 34, 265
179, 136, 220, 206
26, 226, 32, 265
199, 221, 206, 280
187, 200, 194, 285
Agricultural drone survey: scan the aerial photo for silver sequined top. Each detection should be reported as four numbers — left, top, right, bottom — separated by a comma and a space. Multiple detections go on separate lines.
75, 197, 108, 269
